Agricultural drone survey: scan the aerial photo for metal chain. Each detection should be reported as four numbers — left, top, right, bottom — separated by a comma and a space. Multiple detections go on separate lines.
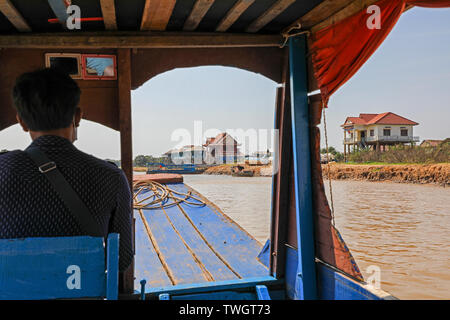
322, 103, 336, 226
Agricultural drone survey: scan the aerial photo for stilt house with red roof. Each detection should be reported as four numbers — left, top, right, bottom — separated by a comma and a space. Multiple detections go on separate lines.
341, 112, 419, 155
204, 133, 242, 164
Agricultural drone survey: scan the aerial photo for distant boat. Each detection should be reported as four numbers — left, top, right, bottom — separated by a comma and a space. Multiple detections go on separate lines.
245, 155, 271, 166
146, 163, 205, 175
231, 165, 254, 177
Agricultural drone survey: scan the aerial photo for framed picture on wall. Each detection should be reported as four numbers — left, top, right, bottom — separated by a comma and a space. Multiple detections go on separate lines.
45, 53, 82, 79
81, 54, 117, 80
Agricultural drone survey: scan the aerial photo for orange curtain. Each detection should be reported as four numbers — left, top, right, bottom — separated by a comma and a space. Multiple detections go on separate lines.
407, 0, 450, 7
310, 0, 450, 105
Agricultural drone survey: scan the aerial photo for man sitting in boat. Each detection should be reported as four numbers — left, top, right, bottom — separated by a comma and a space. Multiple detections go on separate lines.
0, 68, 133, 289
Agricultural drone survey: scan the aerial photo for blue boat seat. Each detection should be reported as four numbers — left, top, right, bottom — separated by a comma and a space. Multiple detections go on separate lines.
0, 233, 119, 300
157, 285, 271, 300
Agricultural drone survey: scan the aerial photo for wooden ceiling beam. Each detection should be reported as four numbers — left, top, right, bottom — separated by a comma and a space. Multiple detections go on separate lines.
310, 0, 380, 33
283, 0, 354, 33
141, 0, 177, 31
0, 0, 31, 32
100, 0, 117, 30
216, 0, 255, 32
246, 0, 296, 33
0, 32, 283, 48
184, 0, 215, 31
284, 0, 404, 35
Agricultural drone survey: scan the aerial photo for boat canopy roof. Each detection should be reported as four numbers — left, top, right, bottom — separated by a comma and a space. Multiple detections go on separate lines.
0, 0, 327, 35
2, 1, 449, 105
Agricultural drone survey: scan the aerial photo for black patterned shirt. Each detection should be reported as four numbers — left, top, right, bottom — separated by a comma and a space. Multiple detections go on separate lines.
0, 135, 133, 272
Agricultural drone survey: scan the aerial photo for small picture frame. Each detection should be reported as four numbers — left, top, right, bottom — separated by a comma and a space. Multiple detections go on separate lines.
45, 53, 82, 79
81, 54, 117, 80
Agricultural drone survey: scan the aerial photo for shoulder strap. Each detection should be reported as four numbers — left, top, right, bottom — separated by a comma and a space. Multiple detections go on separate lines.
25, 147, 103, 237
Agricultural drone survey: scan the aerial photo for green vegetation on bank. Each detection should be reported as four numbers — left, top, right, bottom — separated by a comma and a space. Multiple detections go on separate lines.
104, 155, 171, 168
348, 139, 449, 164
133, 155, 170, 167
345, 162, 435, 165
320, 146, 344, 162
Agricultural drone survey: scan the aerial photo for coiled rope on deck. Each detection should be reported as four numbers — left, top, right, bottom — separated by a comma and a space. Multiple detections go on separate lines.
133, 180, 206, 210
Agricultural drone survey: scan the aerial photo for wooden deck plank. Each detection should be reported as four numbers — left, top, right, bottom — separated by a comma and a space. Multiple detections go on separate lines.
162, 193, 239, 282
134, 210, 172, 289
137, 190, 209, 285
134, 182, 269, 291
169, 183, 269, 278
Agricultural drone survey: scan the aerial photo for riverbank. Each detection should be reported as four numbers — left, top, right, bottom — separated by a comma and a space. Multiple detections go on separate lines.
203, 163, 273, 177
323, 163, 449, 186
203, 163, 450, 186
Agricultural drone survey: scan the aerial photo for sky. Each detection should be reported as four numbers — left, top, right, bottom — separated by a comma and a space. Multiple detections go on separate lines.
1, 7, 449, 158
324, 7, 450, 151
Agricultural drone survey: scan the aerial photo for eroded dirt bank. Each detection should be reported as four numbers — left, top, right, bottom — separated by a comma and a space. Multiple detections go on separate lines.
322, 163, 449, 186
204, 163, 449, 186
203, 164, 273, 177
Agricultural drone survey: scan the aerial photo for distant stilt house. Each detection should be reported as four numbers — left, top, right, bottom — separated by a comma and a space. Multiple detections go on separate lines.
204, 133, 241, 164
164, 145, 205, 164
342, 112, 419, 157
163, 133, 242, 165
162, 149, 176, 163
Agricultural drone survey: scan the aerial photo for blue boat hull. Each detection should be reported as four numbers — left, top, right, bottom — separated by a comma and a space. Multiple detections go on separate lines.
134, 182, 269, 296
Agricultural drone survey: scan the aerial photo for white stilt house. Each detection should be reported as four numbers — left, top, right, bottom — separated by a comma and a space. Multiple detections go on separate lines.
342, 112, 419, 156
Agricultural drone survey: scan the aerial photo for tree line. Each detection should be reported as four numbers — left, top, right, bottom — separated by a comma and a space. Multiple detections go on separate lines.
103, 155, 171, 168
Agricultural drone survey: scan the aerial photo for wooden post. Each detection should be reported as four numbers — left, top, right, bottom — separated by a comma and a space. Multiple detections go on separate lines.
270, 48, 291, 278
288, 35, 317, 300
343, 130, 346, 162
343, 144, 346, 162
117, 48, 134, 294
352, 128, 355, 152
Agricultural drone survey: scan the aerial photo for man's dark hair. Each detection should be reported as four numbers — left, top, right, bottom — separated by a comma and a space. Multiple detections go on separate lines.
12, 68, 81, 131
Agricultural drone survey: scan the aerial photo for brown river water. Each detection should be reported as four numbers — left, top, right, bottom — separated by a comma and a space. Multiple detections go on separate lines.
182, 175, 450, 300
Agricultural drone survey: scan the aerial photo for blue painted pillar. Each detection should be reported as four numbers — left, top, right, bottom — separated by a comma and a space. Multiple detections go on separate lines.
289, 35, 317, 300
106, 233, 120, 300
